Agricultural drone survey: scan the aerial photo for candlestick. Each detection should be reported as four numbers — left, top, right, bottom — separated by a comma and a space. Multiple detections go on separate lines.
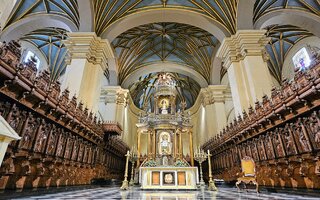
194, 148, 207, 187
120, 150, 131, 190
207, 150, 218, 191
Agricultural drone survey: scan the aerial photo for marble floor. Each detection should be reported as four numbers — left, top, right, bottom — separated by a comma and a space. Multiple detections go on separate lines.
1, 186, 320, 200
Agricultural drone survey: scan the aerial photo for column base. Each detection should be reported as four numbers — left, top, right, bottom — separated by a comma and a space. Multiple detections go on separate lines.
120, 180, 129, 190
208, 180, 218, 191
129, 179, 134, 186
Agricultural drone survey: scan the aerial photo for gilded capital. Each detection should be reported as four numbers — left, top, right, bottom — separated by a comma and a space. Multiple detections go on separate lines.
116, 88, 129, 106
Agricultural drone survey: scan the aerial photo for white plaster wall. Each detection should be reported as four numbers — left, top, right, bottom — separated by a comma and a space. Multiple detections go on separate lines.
0, 0, 17, 29
282, 36, 320, 81
20, 41, 49, 73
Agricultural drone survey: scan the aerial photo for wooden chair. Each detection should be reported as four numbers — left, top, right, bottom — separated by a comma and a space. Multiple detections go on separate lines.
236, 156, 259, 193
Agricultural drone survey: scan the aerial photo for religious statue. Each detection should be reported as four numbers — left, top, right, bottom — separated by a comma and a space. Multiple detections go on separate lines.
20, 124, 34, 149
164, 173, 173, 184
298, 129, 310, 152
162, 156, 168, 166
275, 137, 285, 157
35, 128, 47, 152
159, 98, 169, 114
158, 132, 172, 155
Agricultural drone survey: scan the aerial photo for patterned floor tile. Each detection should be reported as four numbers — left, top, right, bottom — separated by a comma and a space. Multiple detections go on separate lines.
6, 186, 320, 200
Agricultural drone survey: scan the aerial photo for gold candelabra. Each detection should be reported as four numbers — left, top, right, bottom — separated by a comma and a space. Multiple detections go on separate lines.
207, 150, 218, 191
129, 147, 138, 186
120, 150, 131, 190
194, 147, 207, 186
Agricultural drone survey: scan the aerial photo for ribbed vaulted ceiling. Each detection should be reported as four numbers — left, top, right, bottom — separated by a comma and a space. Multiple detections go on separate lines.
254, 0, 320, 23
2, 0, 319, 90
4, 0, 79, 30
112, 22, 219, 84
264, 25, 313, 83
129, 72, 201, 110
93, 0, 238, 36
20, 27, 69, 81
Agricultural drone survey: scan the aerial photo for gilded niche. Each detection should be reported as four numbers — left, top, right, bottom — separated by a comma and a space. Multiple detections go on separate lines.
158, 131, 172, 156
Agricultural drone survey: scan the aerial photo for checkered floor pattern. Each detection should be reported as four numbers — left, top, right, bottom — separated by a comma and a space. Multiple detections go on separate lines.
9, 186, 320, 200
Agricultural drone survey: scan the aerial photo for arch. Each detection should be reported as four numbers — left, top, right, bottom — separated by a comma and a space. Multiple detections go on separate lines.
121, 62, 208, 89
254, 10, 320, 37
236, 0, 255, 30
0, 15, 77, 42
282, 36, 320, 80
0, 0, 18, 29
78, 0, 94, 32
210, 44, 222, 85
19, 40, 48, 73
101, 9, 230, 43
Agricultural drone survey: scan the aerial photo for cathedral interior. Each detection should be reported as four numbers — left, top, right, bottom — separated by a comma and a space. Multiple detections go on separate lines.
0, 0, 320, 199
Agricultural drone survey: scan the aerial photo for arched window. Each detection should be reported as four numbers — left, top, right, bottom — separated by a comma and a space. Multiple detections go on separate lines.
24, 50, 40, 69
292, 47, 311, 71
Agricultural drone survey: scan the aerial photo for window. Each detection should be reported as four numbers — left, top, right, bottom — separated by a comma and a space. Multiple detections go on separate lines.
292, 47, 311, 71
24, 51, 40, 69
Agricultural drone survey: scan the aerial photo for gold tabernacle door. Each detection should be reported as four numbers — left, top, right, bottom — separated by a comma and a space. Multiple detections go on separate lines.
139, 167, 199, 189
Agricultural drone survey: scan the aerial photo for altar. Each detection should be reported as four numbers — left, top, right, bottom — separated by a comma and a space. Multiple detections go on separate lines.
139, 167, 199, 189
135, 73, 198, 190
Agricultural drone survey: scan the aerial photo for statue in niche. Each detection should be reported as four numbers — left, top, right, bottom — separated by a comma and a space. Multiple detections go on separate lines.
257, 141, 266, 160
265, 139, 274, 159
162, 156, 169, 166
284, 131, 295, 155
35, 128, 47, 152
9, 116, 20, 131
274, 137, 285, 157
309, 116, 320, 147
159, 98, 169, 114
297, 128, 310, 152
158, 132, 172, 155
56, 139, 63, 157
20, 124, 34, 149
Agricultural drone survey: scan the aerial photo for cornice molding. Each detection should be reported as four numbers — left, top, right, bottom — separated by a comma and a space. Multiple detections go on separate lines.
63, 32, 115, 71
100, 86, 129, 106
187, 85, 232, 114
200, 85, 232, 107
217, 30, 270, 69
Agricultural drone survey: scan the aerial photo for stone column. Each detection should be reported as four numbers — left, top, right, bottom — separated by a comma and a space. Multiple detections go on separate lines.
189, 129, 194, 166
152, 130, 156, 159
99, 86, 129, 143
147, 130, 151, 159
217, 30, 273, 116
201, 85, 231, 138
179, 132, 182, 158
174, 131, 177, 158
62, 32, 115, 113
137, 130, 141, 167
